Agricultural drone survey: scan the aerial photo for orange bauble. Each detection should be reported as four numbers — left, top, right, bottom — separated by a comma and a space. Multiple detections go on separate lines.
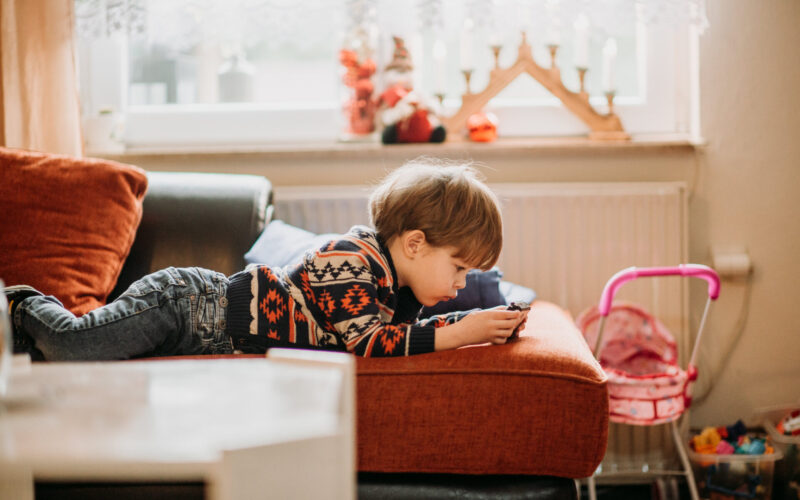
467, 112, 498, 142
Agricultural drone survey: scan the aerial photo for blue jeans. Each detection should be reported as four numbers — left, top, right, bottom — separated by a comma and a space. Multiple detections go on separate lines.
15, 267, 233, 360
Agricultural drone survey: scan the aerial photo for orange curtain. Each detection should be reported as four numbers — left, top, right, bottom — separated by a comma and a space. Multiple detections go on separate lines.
0, 0, 82, 155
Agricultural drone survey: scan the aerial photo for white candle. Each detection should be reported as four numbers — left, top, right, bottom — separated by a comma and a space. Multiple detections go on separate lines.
488, 31, 501, 48
546, 25, 561, 47
602, 37, 618, 93
545, 0, 561, 46
460, 18, 474, 70
573, 13, 589, 68
433, 39, 447, 94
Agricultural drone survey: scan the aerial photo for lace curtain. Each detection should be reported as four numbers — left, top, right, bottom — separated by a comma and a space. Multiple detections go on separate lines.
75, 0, 146, 38
74, 0, 709, 45
75, 0, 343, 54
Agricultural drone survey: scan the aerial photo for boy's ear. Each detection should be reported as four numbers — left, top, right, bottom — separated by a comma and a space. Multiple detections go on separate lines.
403, 230, 427, 257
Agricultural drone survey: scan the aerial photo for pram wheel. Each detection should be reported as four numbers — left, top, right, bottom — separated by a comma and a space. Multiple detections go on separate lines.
651, 477, 680, 500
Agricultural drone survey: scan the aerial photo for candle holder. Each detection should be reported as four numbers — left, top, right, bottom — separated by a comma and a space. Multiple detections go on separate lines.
490, 45, 502, 69
605, 92, 615, 114
461, 69, 474, 94
577, 67, 588, 97
547, 44, 559, 69
443, 32, 629, 141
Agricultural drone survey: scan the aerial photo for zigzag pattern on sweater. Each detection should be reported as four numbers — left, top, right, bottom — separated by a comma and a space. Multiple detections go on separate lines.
231, 226, 457, 357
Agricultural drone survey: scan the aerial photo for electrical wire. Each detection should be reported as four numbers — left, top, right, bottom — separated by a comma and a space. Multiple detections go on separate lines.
691, 273, 753, 406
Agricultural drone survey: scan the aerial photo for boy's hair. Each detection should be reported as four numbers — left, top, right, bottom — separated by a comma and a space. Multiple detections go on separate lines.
369, 159, 502, 271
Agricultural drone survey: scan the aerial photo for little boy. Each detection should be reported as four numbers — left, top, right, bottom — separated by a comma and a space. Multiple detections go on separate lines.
7, 161, 526, 361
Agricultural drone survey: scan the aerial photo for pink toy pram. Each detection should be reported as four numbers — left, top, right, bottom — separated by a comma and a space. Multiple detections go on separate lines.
578, 265, 720, 500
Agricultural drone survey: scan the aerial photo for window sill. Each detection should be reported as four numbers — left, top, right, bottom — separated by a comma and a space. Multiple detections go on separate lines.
94, 133, 705, 162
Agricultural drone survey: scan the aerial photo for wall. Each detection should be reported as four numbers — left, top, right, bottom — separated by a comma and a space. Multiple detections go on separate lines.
688, 0, 800, 426
112, 0, 800, 427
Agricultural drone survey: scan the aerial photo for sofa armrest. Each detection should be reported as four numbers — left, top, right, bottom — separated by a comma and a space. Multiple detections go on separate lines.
110, 172, 273, 299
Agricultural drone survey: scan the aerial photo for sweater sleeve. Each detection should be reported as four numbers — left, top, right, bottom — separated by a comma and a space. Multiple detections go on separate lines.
312, 278, 437, 357
416, 309, 478, 329
297, 240, 435, 357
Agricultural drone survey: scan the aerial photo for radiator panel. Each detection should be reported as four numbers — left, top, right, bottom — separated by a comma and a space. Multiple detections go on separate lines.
274, 182, 689, 476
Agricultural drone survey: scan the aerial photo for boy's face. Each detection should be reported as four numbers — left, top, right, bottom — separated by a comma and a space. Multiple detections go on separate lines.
404, 244, 474, 307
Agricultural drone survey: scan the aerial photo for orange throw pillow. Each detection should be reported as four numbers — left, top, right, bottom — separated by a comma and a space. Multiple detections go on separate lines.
0, 147, 148, 315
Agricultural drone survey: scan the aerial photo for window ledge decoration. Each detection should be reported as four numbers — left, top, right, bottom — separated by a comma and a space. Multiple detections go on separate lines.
75, 0, 709, 145
443, 32, 629, 141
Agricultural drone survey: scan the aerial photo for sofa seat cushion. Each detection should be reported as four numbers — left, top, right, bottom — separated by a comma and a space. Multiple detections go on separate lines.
142, 301, 608, 479
355, 301, 608, 478
0, 147, 147, 314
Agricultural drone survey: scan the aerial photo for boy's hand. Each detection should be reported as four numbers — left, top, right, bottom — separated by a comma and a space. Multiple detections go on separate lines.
434, 307, 526, 351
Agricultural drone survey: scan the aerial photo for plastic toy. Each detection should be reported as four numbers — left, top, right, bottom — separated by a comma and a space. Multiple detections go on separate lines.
579, 265, 721, 500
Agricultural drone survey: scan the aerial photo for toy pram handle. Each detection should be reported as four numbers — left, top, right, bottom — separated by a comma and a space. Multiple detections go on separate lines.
591, 265, 720, 410
598, 264, 721, 316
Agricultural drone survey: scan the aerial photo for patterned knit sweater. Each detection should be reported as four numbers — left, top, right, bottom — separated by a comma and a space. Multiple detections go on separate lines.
225, 226, 468, 356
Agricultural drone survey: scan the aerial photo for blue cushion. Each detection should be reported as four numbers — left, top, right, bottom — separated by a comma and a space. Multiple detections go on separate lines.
244, 220, 339, 267
421, 268, 508, 317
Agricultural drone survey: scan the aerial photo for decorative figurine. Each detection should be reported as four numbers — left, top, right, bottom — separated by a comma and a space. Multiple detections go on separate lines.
377, 36, 446, 144
339, 47, 377, 137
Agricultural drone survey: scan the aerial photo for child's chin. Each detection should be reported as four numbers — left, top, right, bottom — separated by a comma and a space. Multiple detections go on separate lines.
425, 297, 450, 307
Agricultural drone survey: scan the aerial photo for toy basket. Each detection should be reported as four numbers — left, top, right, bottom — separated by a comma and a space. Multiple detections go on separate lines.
688, 438, 782, 500
760, 405, 800, 500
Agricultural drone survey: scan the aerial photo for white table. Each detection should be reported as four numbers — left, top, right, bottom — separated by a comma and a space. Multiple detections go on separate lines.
0, 350, 355, 500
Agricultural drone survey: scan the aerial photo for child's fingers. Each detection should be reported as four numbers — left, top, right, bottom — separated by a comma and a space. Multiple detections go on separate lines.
487, 309, 522, 319
488, 311, 523, 325
494, 323, 517, 338
491, 320, 519, 336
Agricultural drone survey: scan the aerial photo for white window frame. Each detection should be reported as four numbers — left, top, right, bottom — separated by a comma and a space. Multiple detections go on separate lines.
79, 24, 695, 151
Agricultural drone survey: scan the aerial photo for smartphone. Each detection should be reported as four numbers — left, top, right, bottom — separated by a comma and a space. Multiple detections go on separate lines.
506, 301, 531, 341
507, 301, 531, 312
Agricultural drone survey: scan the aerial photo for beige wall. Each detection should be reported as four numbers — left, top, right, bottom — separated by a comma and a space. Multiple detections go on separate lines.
688, 0, 800, 426
115, 0, 800, 427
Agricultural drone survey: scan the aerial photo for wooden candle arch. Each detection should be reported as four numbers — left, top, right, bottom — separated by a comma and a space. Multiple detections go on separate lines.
442, 33, 630, 141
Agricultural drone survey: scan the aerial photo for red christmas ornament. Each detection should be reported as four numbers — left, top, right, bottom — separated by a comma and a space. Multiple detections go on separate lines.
467, 111, 498, 142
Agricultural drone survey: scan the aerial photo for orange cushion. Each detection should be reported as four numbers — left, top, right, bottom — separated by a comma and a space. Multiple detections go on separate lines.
355, 301, 609, 478
139, 301, 609, 478
0, 147, 147, 315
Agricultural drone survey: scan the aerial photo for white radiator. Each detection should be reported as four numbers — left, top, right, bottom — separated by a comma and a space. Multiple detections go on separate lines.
274, 182, 690, 476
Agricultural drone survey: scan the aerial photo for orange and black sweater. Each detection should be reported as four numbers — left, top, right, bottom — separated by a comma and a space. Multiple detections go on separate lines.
225, 226, 467, 356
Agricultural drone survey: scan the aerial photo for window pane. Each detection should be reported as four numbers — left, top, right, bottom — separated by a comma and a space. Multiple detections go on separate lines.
128, 0, 342, 106
125, 0, 641, 107
77, 0, 679, 145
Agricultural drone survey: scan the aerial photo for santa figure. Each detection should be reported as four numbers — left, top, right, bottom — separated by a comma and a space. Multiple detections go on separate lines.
377, 36, 446, 144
